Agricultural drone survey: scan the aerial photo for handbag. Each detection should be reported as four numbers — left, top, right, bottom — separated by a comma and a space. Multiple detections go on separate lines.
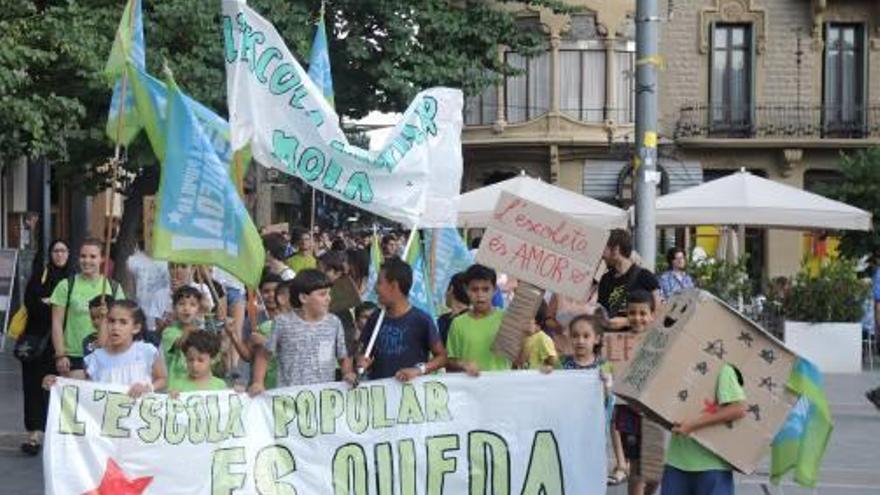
7, 307, 27, 340
15, 274, 75, 363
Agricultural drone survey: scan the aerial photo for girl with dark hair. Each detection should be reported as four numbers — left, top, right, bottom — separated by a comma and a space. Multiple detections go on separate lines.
18, 239, 72, 455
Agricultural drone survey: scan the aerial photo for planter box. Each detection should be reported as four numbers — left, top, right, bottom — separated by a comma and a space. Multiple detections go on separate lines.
784, 321, 862, 374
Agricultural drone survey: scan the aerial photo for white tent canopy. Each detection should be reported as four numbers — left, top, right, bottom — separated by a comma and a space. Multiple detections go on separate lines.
456, 173, 628, 228
653, 170, 871, 231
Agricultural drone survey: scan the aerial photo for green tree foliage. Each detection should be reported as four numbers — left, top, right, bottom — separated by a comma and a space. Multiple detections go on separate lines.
820, 147, 880, 258
783, 257, 869, 323
1, 0, 565, 179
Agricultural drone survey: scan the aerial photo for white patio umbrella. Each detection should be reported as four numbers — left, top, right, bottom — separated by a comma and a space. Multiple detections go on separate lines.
653, 169, 871, 231
456, 173, 628, 229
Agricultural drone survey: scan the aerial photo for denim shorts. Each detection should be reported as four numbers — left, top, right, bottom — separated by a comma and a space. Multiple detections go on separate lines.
660, 466, 733, 495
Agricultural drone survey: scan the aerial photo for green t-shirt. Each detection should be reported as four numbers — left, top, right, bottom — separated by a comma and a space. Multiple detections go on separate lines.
447, 310, 510, 371
161, 324, 190, 390
50, 275, 125, 358
286, 253, 316, 273
257, 320, 277, 389
170, 376, 227, 392
666, 364, 746, 472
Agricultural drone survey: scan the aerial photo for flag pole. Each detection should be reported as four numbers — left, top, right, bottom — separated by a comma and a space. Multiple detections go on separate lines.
359, 224, 419, 377
101, 0, 137, 298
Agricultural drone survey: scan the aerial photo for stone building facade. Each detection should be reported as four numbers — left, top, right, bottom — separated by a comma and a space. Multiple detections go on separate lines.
661, 0, 880, 277
463, 0, 880, 279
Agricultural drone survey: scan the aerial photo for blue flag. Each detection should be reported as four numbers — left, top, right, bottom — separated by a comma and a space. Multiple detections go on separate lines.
770, 358, 834, 488
426, 228, 474, 313
307, 9, 334, 106
405, 231, 435, 319
153, 77, 264, 287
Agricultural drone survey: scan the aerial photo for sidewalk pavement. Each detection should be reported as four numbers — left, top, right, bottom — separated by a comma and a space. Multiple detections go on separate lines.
0, 344, 877, 494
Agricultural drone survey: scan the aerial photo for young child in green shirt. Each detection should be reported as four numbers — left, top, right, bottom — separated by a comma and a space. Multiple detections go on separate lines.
161, 286, 204, 391
170, 331, 227, 393
447, 264, 510, 375
660, 364, 746, 495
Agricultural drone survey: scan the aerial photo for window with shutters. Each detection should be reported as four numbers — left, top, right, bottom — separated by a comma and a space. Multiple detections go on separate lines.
709, 24, 753, 136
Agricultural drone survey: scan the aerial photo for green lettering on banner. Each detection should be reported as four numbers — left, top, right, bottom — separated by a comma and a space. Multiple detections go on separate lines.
165, 399, 187, 445
322, 159, 343, 190
468, 431, 511, 495
295, 391, 318, 438
212, 447, 248, 495
424, 381, 452, 423
288, 86, 309, 110
273, 395, 296, 438
374, 443, 394, 495
222, 16, 238, 63
415, 96, 439, 136
207, 395, 226, 443
235, 14, 265, 73
187, 396, 208, 444
343, 172, 373, 204
100, 392, 134, 439
398, 439, 417, 495
254, 47, 282, 84
520, 431, 564, 495
320, 389, 344, 435
332, 444, 368, 495
298, 147, 325, 182
269, 64, 302, 96
426, 435, 459, 495
137, 396, 163, 443
59, 385, 85, 435
226, 395, 247, 439
255, 445, 297, 495
370, 385, 394, 428
346, 387, 370, 434
396, 384, 425, 425
272, 130, 300, 175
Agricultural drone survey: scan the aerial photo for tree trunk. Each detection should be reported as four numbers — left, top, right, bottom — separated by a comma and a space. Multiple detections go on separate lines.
111, 166, 159, 295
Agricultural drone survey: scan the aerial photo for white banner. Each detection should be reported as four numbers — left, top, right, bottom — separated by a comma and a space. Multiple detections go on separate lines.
45, 372, 605, 494
222, 0, 463, 227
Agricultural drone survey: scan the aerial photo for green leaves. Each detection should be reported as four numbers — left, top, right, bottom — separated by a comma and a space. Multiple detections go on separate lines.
1, 0, 564, 179
783, 257, 869, 323
820, 147, 880, 258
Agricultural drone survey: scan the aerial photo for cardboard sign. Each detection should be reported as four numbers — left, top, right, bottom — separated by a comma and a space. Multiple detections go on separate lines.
602, 332, 646, 382
475, 192, 608, 302
492, 282, 545, 362
614, 289, 798, 474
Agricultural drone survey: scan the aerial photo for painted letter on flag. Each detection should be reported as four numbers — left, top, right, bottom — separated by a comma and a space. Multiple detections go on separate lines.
222, 0, 462, 227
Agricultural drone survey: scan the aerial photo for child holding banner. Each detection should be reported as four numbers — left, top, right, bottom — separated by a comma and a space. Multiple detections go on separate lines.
44, 300, 166, 398
447, 264, 511, 375
250, 269, 355, 393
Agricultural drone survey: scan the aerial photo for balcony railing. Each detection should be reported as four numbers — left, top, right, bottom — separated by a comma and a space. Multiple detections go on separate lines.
674, 103, 880, 140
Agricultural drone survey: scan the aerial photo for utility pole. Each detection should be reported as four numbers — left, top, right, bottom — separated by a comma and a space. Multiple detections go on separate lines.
634, 0, 660, 271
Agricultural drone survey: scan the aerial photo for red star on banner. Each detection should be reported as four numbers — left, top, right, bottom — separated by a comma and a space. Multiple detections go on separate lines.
82, 459, 153, 495
702, 399, 719, 415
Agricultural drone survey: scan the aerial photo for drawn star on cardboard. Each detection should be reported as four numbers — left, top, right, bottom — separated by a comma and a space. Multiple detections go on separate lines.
83, 459, 153, 495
